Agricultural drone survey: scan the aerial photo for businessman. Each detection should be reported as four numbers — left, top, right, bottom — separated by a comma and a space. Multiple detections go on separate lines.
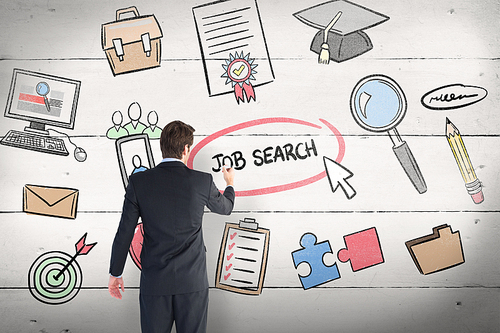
109, 120, 235, 333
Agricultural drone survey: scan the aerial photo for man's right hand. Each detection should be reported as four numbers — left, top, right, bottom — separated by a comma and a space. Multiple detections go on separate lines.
222, 166, 235, 187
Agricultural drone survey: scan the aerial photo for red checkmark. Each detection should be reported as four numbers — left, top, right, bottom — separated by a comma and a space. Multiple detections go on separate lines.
225, 263, 232, 271
226, 253, 234, 261
230, 232, 237, 240
228, 242, 235, 250
224, 273, 231, 281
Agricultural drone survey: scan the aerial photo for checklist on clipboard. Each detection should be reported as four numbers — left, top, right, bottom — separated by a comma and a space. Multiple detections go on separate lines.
192, 0, 274, 97
215, 218, 270, 295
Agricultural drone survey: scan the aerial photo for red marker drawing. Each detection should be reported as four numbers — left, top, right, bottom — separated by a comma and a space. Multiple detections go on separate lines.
188, 117, 345, 196
54, 233, 97, 280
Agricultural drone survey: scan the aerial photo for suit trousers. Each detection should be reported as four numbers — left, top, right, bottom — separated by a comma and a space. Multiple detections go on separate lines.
139, 288, 209, 333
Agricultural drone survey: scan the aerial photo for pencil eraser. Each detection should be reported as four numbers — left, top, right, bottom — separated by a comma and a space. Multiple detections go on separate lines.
471, 190, 484, 204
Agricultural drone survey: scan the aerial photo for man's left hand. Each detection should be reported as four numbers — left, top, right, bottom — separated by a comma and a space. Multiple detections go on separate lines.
108, 275, 125, 300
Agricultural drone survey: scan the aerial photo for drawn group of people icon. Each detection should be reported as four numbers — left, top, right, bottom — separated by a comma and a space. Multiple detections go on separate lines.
106, 102, 163, 139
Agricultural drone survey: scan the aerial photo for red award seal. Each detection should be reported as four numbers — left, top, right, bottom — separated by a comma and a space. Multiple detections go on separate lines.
221, 51, 258, 103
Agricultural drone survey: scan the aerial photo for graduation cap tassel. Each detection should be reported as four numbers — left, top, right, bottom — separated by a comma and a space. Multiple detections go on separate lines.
318, 11, 343, 64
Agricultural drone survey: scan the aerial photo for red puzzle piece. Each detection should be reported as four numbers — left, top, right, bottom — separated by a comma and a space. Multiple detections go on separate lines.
337, 227, 384, 272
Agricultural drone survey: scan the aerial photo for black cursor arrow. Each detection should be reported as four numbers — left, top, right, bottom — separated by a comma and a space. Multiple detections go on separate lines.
323, 156, 356, 199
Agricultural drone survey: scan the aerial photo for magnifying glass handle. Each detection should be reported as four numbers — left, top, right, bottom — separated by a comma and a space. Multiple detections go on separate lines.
43, 96, 51, 112
392, 141, 427, 194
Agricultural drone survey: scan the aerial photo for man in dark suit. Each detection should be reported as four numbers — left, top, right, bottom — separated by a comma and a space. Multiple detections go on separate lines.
108, 120, 235, 333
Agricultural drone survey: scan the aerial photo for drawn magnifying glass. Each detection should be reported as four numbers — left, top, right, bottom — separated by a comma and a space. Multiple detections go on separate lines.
350, 74, 427, 194
36, 82, 51, 112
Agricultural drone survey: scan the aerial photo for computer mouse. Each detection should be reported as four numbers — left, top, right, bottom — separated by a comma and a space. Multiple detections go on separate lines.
74, 147, 87, 162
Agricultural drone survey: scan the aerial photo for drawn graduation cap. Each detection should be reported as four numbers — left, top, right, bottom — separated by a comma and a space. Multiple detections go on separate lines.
293, 0, 389, 63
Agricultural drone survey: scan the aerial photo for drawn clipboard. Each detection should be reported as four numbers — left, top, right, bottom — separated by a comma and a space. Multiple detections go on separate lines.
405, 224, 465, 275
215, 218, 270, 295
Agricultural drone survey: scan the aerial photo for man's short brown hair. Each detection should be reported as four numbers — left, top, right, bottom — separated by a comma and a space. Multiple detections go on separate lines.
160, 120, 195, 159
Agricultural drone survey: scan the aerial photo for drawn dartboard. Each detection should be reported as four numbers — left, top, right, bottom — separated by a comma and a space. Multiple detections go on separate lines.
28, 251, 83, 305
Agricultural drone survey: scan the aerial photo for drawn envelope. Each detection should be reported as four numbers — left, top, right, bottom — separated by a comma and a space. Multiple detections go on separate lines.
23, 184, 79, 219
405, 224, 464, 275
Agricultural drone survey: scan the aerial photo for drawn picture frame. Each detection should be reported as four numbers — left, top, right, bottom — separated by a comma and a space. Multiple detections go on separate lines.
115, 134, 155, 189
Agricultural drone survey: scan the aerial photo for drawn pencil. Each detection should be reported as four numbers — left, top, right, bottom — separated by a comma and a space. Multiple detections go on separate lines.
445, 118, 483, 204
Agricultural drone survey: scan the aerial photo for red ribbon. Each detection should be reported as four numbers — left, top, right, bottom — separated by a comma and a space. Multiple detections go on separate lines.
234, 82, 255, 103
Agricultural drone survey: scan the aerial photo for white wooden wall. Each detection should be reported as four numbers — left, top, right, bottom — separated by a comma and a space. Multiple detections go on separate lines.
1, 0, 499, 332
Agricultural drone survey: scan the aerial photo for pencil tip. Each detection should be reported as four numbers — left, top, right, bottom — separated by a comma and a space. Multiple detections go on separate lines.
445, 117, 458, 136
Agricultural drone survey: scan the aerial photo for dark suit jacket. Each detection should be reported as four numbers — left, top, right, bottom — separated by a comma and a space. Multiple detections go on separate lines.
109, 161, 235, 295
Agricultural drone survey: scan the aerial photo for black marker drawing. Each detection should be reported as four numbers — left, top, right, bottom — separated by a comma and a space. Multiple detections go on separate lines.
405, 225, 464, 275
23, 184, 79, 220
131, 155, 149, 175
350, 74, 427, 194
1, 68, 86, 162
192, 0, 274, 102
221, 51, 258, 103
36, 82, 51, 112
106, 103, 162, 140
106, 110, 129, 139
292, 233, 341, 290
143, 110, 162, 139
421, 84, 488, 110
28, 233, 97, 305
123, 102, 147, 135
337, 227, 384, 272
293, 0, 389, 63
445, 118, 484, 204
323, 156, 356, 199
215, 218, 270, 295
115, 134, 155, 189
101, 6, 163, 76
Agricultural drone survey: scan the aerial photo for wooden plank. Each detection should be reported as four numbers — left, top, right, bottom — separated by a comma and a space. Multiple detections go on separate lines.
0, 212, 497, 288
0, 0, 498, 60
0, 59, 498, 137
0, 288, 497, 333
0, 0, 498, 332
0, 136, 497, 212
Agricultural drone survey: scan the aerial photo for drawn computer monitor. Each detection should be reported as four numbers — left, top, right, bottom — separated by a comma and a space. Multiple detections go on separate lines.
4, 68, 81, 135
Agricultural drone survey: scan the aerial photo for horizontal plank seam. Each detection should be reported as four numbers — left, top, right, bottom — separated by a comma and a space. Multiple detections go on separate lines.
1, 210, 500, 214
1, 134, 500, 139
0, 57, 499, 61
0, 286, 498, 290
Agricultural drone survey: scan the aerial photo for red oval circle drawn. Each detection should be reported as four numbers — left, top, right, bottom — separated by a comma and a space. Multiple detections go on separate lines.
187, 117, 345, 196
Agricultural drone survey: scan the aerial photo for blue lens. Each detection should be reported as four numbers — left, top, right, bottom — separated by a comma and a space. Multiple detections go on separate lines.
352, 78, 405, 131
36, 82, 50, 96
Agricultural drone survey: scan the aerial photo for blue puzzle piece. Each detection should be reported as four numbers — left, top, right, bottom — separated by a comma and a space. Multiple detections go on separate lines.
291, 233, 341, 289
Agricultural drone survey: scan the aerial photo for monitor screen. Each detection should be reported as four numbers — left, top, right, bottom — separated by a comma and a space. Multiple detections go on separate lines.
4, 68, 81, 131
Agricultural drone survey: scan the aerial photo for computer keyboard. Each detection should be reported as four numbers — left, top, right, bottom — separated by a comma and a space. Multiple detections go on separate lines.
0, 130, 69, 156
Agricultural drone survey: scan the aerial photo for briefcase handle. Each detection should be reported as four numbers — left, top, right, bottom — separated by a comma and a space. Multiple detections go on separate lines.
116, 6, 140, 21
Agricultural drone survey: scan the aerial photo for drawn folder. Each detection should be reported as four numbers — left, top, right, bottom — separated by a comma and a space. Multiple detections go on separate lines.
405, 224, 465, 275
215, 218, 270, 295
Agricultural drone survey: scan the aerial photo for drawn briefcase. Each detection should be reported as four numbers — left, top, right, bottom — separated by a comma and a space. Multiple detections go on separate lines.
101, 6, 163, 76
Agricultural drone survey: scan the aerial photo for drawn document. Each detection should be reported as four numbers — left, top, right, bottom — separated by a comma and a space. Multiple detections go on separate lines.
216, 218, 270, 295
193, 0, 274, 96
